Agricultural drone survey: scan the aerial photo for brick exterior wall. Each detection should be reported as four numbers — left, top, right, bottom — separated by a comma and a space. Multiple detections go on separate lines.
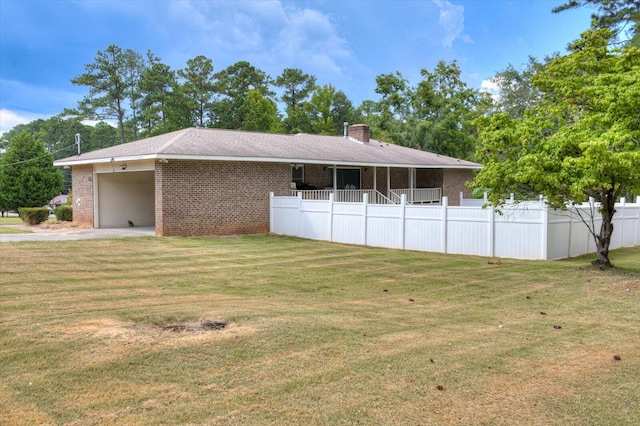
303, 164, 330, 189
416, 169, 443, 188
390, 168, 409, 189
443, 169, 474, 206
71, 165, 94, 226
155, 160, 290, 237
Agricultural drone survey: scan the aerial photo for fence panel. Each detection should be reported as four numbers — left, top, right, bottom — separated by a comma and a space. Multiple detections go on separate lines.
300, 200, 331, 240
619, 201, 640, 248
270, 196, 301, 237
366, 204, 404, 249
493, 204, 545, 260
446, 207, 490, 256
404, 205, 443, 252
332, 203, 365, 245
546, 210, 573, 260
271, 193, 639, 260
624, 203, 640, 247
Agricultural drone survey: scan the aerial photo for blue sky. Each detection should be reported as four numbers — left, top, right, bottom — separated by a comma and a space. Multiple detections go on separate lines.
0, 0, 594, 134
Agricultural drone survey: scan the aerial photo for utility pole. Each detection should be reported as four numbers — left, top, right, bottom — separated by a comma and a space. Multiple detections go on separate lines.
75, 133, 81, 155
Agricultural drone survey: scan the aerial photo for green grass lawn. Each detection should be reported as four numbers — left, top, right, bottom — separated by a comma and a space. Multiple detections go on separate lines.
1, 235, 639, 425
0, 216, 55, 233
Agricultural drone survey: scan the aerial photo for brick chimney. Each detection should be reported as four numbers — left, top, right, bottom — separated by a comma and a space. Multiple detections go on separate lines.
348, 124, 370, 143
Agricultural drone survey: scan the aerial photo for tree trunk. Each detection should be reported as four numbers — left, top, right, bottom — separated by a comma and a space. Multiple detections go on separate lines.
117, 104, 126, 145
593, 192, 616, 266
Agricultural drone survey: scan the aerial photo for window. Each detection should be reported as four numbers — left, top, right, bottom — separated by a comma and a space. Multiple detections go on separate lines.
328, 168, 361, 189
291, 164, 304, 183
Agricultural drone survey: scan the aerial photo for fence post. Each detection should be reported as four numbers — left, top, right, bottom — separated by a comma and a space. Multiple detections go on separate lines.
459, 191, 464, 206
442, 196, 448, 254
400, 194, 406, 250
362, 193, 368, 246
540, 198, 548, 260
328, 192, 334, 242
269, 192, 274, 233
619, 197, 626, 249
637, 196, 640, 246
488, 203, 494, 258
567, 206, 573, 259
633, 195, 640, 246
297, 192, 303, 238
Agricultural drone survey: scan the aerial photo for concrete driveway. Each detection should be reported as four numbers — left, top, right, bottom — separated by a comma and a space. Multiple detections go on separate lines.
0, 226, 156, 242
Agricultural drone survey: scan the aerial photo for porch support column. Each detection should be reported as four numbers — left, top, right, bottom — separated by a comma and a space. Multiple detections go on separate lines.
373, 166, 377, 193
333, 165, 337, 191
387, 167, 391, 195
409, 168, 415, 204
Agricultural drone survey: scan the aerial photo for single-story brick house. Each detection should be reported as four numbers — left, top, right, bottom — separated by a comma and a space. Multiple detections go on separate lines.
54, 124, 481, 237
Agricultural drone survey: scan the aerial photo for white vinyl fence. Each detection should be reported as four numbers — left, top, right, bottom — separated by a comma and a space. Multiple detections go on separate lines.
270, 193, 640, 260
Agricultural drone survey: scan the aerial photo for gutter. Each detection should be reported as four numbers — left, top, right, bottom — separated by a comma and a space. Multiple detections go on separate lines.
55, 154, 482, 170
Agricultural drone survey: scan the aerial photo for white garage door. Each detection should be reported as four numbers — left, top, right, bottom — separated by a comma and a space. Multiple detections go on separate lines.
97, 171, 155, 228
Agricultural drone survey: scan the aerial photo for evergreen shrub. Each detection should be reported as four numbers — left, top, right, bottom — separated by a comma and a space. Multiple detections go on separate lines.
18, 208, 50, 225
55, 206, 73, 221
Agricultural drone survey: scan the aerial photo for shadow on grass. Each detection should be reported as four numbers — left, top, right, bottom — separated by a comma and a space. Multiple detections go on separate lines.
563, 246, 640, 274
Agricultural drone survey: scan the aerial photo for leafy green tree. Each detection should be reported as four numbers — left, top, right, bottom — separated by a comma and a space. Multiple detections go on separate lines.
211, 61, 274, 129
177, 55, 216, 127
303, 84, 360, 135
303, 84, 337, 135
365, 62, 489, 159
121, 49, 146, 140
0, 116, 96, 158
553, 0, 640, 46
88, 122, 120, 151
241, 90, 281, 133
472, 29, 640, 266
0, 132, 63, 211
275, 68, 316, 133
71, 45, 145, 144
487, 57, 546, 119
363, 72, 413, 144
413, 61, 492, 159
138, 52, 178, 136
328, 90, 361, 135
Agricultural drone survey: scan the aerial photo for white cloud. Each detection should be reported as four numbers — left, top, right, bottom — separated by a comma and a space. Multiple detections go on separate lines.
275, 7, 350, 76
163, 1, 351, 80
433, 0, 470, 47
0, 109, 44, 135
480, 78, 502, 102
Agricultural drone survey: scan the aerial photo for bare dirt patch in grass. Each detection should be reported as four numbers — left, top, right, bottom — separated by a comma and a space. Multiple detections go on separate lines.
58, 318, 240, 343
160, 319, 228, 332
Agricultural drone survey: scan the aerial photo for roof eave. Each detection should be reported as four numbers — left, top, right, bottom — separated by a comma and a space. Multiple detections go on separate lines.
54, 153, 482, 169
54, 154, 159, 166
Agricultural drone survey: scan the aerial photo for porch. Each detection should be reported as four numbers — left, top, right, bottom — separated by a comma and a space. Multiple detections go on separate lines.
290, 163, 461, 205
291, 188, 441, 204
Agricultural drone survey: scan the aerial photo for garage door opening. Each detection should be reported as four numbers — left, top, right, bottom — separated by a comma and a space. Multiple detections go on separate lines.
96, 171, 155, 228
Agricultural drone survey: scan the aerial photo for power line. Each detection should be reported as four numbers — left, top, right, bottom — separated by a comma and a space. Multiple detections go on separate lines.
0, 142, 79, 168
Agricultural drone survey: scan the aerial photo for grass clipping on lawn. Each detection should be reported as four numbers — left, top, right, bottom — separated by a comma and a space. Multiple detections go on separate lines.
1, 235, 639, 425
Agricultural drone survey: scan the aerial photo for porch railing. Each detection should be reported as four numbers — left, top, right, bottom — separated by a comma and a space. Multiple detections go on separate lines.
388, 188, 441, 204
291, 189, 394, 204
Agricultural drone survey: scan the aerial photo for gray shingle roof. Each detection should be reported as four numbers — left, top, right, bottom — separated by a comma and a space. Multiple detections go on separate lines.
54, 127, 481, 169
